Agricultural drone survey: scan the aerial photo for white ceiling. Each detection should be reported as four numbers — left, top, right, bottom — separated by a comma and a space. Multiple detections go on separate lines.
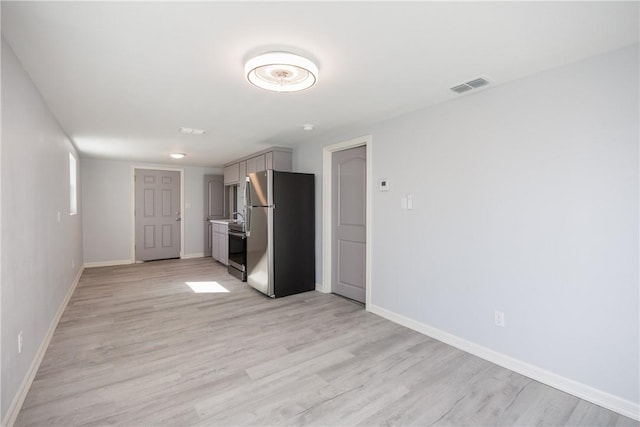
2, 1, 638, 167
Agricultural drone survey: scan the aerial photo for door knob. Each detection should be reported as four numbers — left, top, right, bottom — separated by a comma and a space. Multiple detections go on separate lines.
176, 217, 182, 221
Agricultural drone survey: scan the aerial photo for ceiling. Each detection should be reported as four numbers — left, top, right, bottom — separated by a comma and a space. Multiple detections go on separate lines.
2, 2, 638, 167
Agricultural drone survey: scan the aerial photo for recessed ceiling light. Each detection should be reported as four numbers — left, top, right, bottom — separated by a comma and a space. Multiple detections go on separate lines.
245, 52, 318, 93
170, 153, 186, 159
303, 124, 314, 131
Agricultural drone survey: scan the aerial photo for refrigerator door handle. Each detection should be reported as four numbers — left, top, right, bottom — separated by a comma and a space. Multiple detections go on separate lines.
245, 176, 251, 208
246, 207, 252, 237
245, 178, 252, 237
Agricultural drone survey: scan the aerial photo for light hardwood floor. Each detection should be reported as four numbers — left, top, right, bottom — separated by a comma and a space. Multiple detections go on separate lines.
15, 258, 638, 426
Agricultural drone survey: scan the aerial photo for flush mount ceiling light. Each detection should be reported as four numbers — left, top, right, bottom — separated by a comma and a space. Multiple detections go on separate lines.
245, 52, 318, 92
170, 153, 186, 159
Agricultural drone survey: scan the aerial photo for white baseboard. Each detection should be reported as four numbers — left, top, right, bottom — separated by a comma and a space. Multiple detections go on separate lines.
181, 252, 205, 259
2, 267, 84, 427
368, 304, 639, 421
83, 259, 133, 268
315, 282, 329, 293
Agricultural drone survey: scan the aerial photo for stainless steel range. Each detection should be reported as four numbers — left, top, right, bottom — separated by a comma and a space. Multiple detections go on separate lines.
228, 222, 246, 281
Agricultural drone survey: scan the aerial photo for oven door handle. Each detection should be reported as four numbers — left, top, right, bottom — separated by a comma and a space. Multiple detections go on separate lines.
228, 231, 246, 239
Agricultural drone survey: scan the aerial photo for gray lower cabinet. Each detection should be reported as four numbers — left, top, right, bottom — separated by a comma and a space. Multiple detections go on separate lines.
211, 221, 229, 265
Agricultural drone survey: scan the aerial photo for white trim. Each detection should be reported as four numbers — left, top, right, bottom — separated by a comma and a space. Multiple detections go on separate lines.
1, 267, 84, 427
84, 259, 133, 268
315, 282, 328, 293
181, 252, 205, 259
130, 166, 185, 262
321, 135, 373, 308
368, 303, 640, 421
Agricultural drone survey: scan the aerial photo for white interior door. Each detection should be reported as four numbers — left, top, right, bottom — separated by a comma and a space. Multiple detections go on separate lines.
135, 169, 181, 261
332, 146, 367, 303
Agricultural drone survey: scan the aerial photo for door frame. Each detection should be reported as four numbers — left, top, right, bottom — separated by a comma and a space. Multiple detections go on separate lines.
321, 135, 372, 308
130, 166, 185, 262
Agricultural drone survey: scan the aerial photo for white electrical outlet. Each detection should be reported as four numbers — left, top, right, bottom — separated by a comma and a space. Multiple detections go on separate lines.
18, 331, 23, 354
494, 311, 505, 327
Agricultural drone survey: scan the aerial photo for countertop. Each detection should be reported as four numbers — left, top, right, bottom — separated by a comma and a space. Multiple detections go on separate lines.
210, 219, 242, 225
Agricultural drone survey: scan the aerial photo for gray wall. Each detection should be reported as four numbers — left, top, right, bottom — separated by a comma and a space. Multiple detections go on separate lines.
82, 158, 222, 264
1, 38, 84, 419
294, 45, 639, 405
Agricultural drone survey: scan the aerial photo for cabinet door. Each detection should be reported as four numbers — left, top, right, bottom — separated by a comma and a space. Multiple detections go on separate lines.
272, 151, 292, 171
220, 227, 229, 265
265, 152, 273, 170
246, 154, 266, 174
224, 163, 240, 185
245, 157, 256, 174
254, 154, 266, 172
211, 225, 220, 260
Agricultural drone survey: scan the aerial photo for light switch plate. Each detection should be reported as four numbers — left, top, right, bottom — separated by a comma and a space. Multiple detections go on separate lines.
379, 178, 390, 192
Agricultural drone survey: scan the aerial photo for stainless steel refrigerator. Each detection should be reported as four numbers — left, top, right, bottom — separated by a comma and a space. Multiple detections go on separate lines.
245, 170, 315, 298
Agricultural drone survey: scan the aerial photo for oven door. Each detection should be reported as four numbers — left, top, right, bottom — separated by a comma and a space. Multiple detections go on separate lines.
228, 231, 246, 273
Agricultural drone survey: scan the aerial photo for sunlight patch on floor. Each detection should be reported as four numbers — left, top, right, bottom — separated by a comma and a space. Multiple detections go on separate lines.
185, 281, 230, 293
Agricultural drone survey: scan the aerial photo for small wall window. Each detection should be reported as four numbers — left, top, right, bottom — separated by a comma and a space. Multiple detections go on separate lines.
69, 153, 77, 215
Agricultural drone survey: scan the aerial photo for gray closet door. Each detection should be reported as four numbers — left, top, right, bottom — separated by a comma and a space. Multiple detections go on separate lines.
204, 174, 224, 257
332, 146, 366, 303
135, 169, 181, 261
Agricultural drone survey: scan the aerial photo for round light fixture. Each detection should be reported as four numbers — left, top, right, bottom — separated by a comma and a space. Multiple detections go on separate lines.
170, 153, 186, 159
245, 52, 318, 92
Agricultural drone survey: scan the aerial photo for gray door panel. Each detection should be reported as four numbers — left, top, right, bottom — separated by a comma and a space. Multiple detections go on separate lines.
135, 169, 181, 261
332, 146, 366, 303
204, 174, 224, 257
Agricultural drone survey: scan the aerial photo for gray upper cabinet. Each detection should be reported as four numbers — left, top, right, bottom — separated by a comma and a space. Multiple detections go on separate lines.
265, 152, 273, 169
224, 163, 240, 185
246, 154, 266, 174
224, 148, 292, 209
267, 150, 292, 171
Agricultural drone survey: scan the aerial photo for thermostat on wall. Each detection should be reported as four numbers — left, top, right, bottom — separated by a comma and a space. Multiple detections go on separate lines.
379, 178, 390, 191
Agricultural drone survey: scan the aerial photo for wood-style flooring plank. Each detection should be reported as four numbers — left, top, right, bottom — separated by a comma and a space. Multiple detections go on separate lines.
14, 258, 638, 427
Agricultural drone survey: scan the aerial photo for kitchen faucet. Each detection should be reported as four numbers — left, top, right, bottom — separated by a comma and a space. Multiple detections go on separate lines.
232, 211, 245, 222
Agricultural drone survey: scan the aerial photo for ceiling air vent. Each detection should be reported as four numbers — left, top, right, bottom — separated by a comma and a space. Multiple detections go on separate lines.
450, 76, 491, 94
450, 84, 473, 94
466, 77, 490, 88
